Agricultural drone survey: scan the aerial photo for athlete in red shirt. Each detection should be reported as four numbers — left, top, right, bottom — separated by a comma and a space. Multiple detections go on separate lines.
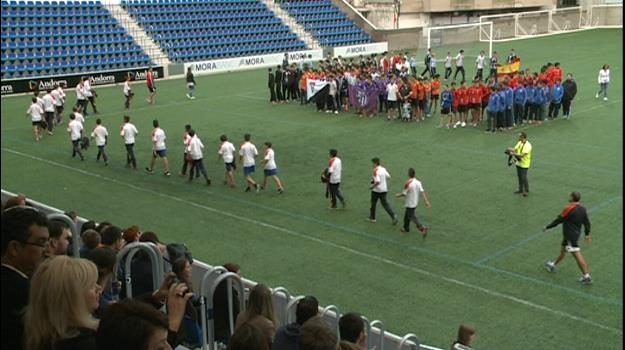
146, 67, 156, 104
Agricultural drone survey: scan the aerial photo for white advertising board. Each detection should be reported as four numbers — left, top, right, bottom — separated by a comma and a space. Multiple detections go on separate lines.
332, 42, 388, 58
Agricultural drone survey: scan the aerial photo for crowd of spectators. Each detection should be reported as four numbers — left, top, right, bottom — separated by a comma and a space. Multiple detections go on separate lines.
1, 193, 476, 350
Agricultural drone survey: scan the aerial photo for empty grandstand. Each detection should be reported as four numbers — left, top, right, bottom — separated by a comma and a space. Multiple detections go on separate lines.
279, 0, 371, 47
121, 0, 308, 63
1, 0, 152, 80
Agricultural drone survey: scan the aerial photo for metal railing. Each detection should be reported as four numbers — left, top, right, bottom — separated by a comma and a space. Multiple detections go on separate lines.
114, 241, 165, 300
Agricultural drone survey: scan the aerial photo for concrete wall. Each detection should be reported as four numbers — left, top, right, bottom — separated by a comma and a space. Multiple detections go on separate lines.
422, 0, 556, 12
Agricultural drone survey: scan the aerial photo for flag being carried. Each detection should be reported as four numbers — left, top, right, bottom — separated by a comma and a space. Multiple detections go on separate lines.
497, 58, 521, 78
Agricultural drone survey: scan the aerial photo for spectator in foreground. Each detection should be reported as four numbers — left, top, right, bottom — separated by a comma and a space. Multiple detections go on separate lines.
273, 295, 319, 350
300, 316, 338, 350
1, 207, 49, 350
80, 220, 97, 235
228, 323, 270, 350
215, 262, 242, 343
235, 283, 277, 347
451, 324, 476, 350
122, 225, 141, 246
45, 220, 72, 257
339, 312, 367, 349
96, 299, 172, 350
23, 256, 101, 350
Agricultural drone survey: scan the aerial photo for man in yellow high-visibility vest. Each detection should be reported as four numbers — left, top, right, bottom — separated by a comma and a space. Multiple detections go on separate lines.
507, 131, 532, 197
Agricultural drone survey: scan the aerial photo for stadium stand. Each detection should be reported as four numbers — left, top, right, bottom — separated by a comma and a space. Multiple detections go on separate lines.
278, 0, 371, 47
1, 0, 153, 80
121, 0, 308, 63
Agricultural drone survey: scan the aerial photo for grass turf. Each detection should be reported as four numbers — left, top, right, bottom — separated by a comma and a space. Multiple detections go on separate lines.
1, 28, 622, 349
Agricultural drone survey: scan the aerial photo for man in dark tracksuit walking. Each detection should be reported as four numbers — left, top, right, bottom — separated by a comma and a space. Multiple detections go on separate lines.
543, 191, 593, 284
561, 73, 577, 119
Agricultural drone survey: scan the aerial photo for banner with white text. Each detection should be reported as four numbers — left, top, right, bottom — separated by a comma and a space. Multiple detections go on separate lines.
332, 42, 388, 58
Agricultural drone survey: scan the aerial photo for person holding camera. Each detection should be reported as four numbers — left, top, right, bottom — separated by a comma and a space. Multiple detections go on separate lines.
506, 132, 532, 197
323, 149, 345, 209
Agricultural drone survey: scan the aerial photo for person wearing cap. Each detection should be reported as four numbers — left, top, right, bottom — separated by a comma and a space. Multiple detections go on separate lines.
543, 191, 593, 284
506, 132, 532, 197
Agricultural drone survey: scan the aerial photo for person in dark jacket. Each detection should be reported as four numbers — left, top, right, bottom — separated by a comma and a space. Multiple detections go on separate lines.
543, 191, 593, 284
275, 66, 283, 102
1, 207, 49, 350
268, 68, 276, 104
561, 73, 578, 119
272, 296, 319, 350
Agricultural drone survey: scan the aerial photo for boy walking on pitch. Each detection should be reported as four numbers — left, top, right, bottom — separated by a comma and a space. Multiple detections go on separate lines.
218, 134, 237, 187
396, 168, 431, 237
67, 113, 84, 161
120, 115, 139, 170
261, 142, 284, 194
240, 133, 260, 192
145, 119, 171, 176
91, 118, 109, 165
26, 97, 44, 141
368, 158, 398, 225
123, 74, 134, 109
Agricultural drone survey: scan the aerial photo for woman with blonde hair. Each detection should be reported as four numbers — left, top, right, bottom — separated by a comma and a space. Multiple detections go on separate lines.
24, 255, 101, 350
234, 283, 276, 346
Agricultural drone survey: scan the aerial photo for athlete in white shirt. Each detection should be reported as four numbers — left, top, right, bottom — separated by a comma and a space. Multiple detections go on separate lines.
42, 89, 56, 132
120, 115, 139, 170
75, 80, 87, 114
444, 52, 453, 80
91, 118, 109, 165
453, 49, 465, 82
386, 77, 399, 120
70, 107, 85, 125
596, 64, 610, 101
26, 97, 44, 140
325, 148, 345, 209
261, 142, 284, 194
145, 120, 170, 176
475, 51, 486, 81
368, 157, 398, 224
218, 134, 237, 187
51, 84, 65, 124
123, 75, 134, 109
83, 77, 98, 115
180, 124, 192, 176
239, 133, 259, 192
186, 129, 211, 185
396, 168, 431, 236
67, 113, 84, 161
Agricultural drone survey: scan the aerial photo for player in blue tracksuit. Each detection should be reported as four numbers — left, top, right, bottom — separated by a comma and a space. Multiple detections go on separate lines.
529, 83, 540, 122
548, 81, 564, 119
504, 83, 514, 128
524, 83, 534, 122
440, 85, 453, 128
496, 88, 507, 130
486, 86, 498, 133
513, 84, 527, 126
536, 82, 549, 123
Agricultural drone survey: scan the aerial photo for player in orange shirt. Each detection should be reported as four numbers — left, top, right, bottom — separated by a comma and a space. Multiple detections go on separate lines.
409, 77, 419, 120
480, 79, 490, 119
454, 80, 468, 128
416, 77, 426, 122
450, 81, 459, 127
430, 74, 441, 115
423, 78, 432, 118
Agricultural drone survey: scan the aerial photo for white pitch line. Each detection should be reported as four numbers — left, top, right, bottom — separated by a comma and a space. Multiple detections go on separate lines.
3, 147, 622, 335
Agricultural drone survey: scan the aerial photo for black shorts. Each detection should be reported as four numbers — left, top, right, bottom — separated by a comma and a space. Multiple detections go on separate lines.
154, 149, 167, 158
459, 105, 468, 113
225, 162, 236, 171
45, 111, 54, 119
452, 106, 458, 113
418, 100, 426, 109
432, 94, 439, 100
561, 237, 580, 252
387, 100, 397, 109
481, 100, 489, 108
56, 105, 64, 113
32, 121, 42, 126
471, 103, 480, 110
148, 86, 155, 93
441, 107, 450, 115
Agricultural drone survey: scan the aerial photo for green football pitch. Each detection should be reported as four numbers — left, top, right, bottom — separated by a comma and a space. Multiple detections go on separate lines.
1, 28, 622, 349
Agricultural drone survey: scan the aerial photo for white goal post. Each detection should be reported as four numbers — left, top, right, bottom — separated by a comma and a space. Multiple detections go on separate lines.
425, 21, 493, 58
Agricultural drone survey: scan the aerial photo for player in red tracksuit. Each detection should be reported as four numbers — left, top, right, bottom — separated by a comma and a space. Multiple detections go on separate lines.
468, 80, 483, 126
146, 67, 156, 104
451, 81, 460, 127
454, 81, 469, 128
480, 80, 490, 119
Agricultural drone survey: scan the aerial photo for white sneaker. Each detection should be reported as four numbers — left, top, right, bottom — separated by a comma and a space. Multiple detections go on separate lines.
334, 111, 338, 114
325, 110, 331, 113
603, 97, 608, 101
544, 260, 556, 273
454, 121, 461, 127
595, 93, 599, 98
186, 93, 191, 99
190, 96, 196, 100
461, 122, 466, 127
